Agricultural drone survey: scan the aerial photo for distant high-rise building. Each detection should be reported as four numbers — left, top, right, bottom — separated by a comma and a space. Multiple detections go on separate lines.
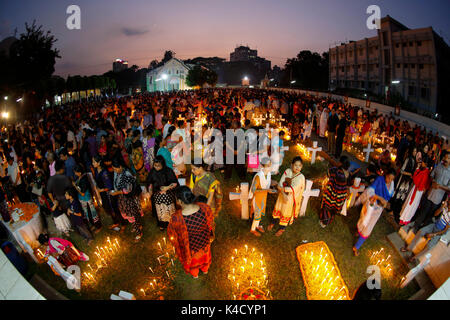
113, 58, 128, 72
230, 45, 271, 70
329, 15, 450, 118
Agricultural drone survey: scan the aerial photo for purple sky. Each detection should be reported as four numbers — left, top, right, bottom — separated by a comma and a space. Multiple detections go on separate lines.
1, 0, 449, 77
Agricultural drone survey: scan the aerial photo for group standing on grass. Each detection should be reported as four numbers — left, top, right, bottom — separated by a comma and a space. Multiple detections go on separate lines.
0, 88, 448, 282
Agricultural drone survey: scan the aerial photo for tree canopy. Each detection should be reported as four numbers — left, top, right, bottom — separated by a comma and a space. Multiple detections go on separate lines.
186, 66, 218, 88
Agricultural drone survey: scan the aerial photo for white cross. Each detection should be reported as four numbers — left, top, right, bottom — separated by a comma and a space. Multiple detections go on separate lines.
341, 177, 365, 215
229, 182, 250, 220
253, 114, 266, 125
307, 141, 322, 164
299, 180, 320, 217
176, 114, 186, 122
380, 132, 389, 144
363, 143, 374, 162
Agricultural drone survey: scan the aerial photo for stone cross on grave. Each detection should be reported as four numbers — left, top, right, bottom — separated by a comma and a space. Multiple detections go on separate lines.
176, 114, 186, 123
380, 132, 390, 145
299, 179, 320, 217
363, 143, 374, 162
229, 182, 250, 220
307, 141, 322, 164
253, 114, 266, 125
341, 177, 365, 216
274, 114, 285, 126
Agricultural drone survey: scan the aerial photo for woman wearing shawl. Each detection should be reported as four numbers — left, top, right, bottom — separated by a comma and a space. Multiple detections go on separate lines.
142, 127, 155, 171
38, 233, 89, 263
319, 156, 350, 228
399, 159, 431, 225
147, 155, 179, 230
248, 158, 276, 237
189, 163, 222, 217
389, 147, 417, 221
131, 140, 149, 186
269, 156, 305, 236
168, 186, 215, 279
111, 160, 144, 242
353, 169, 396, 256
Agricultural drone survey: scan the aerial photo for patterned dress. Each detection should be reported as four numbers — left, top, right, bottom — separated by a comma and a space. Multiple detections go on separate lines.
320, 167, 349, 226
190, 172, 222, 216
131, 146, 149, 185
167, 203, 215, 277
113, 169, 143, 235
272, 169, 305, 226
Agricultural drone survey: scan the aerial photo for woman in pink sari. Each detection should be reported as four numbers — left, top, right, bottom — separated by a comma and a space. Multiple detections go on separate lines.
38, 233, 89, 262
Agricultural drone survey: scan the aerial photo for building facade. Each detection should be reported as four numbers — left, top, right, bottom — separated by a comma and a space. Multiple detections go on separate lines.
230, 45, 271, 70
113, 58, 128, 72
329, 15, 450, 118
146, 58, 193, 92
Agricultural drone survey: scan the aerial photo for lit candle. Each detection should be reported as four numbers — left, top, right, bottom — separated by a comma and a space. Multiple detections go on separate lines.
245, 244, 248, 252
158, 242, 162, 251
157, 257, 161, 265
107, 237, 111, 246
115, 239, 120, 247
163, 237, 166, 246
171, 259, 174, 266
251, 262, 254, 269
140, 289, 145, 296
88, 264, 94, 272
150, 283, 154, 289
234, 249, 238, 255
166, 271, 170, 278
149, 267, 154, 273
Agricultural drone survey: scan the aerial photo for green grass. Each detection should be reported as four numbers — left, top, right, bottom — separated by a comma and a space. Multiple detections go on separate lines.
31, 142, 419, 300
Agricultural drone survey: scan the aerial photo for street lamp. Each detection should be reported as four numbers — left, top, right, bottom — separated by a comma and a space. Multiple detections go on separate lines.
3, 96, 7, 100
2, 112, 9, 119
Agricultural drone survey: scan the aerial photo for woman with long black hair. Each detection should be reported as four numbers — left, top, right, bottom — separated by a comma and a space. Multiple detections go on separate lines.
111, 159, 144, 242
92, 155, 126, 232
146, 155, 178, 230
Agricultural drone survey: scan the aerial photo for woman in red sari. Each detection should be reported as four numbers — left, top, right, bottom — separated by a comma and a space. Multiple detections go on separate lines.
168, 186, 215, 278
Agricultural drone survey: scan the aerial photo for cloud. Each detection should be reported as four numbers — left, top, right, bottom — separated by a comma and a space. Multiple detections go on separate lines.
121, 27, 149, 36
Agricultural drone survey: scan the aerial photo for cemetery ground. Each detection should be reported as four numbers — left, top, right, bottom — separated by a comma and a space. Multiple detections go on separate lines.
28, 137, 420, 300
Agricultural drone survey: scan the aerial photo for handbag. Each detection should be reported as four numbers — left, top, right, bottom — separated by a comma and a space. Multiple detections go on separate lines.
248, 154, 259, 169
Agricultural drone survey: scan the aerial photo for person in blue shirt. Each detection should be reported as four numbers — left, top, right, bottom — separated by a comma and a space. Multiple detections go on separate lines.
401, 195, 449, 263
65, 187, 93, 245
59, 148, 76, 181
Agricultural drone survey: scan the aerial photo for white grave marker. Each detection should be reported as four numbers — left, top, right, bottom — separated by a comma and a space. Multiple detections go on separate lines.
299, 180, 320, 217
341, 177, 366, 215
307, 141, 322, 164
363, 143, 374, 162
229, 182, 250, 220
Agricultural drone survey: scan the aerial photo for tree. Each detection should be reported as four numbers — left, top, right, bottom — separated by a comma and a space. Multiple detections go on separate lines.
148, 59, 159, 70
8, 21, 61, 112
281, 50, 329, 90
162, 50, 175, 64
186, 66, 218, 88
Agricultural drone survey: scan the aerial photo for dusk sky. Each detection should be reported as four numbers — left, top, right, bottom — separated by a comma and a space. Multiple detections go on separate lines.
1, 0, 449, 77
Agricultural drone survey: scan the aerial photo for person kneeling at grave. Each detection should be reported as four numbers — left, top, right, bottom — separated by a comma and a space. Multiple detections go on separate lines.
400, 195, 449, 263
189, 163, 222, 217
38, 233, 89, 268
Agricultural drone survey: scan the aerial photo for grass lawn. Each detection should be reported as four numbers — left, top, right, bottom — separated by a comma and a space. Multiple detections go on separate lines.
30, 141, 420, 300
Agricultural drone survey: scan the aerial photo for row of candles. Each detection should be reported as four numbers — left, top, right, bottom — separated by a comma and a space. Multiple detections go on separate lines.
139, 236, 177, 299
369, 247, 394, 278
228, 244, 271, 300
299, 243, 350, 300
83, 237, 121, 283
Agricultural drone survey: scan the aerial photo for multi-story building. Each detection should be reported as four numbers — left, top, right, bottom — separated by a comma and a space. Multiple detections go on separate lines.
329, 15, 450, 118
230, 45, 271, 70
112, 58, 128, 72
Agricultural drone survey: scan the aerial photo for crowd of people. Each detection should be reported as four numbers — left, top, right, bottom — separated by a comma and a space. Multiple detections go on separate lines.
0, 87, 448, 280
